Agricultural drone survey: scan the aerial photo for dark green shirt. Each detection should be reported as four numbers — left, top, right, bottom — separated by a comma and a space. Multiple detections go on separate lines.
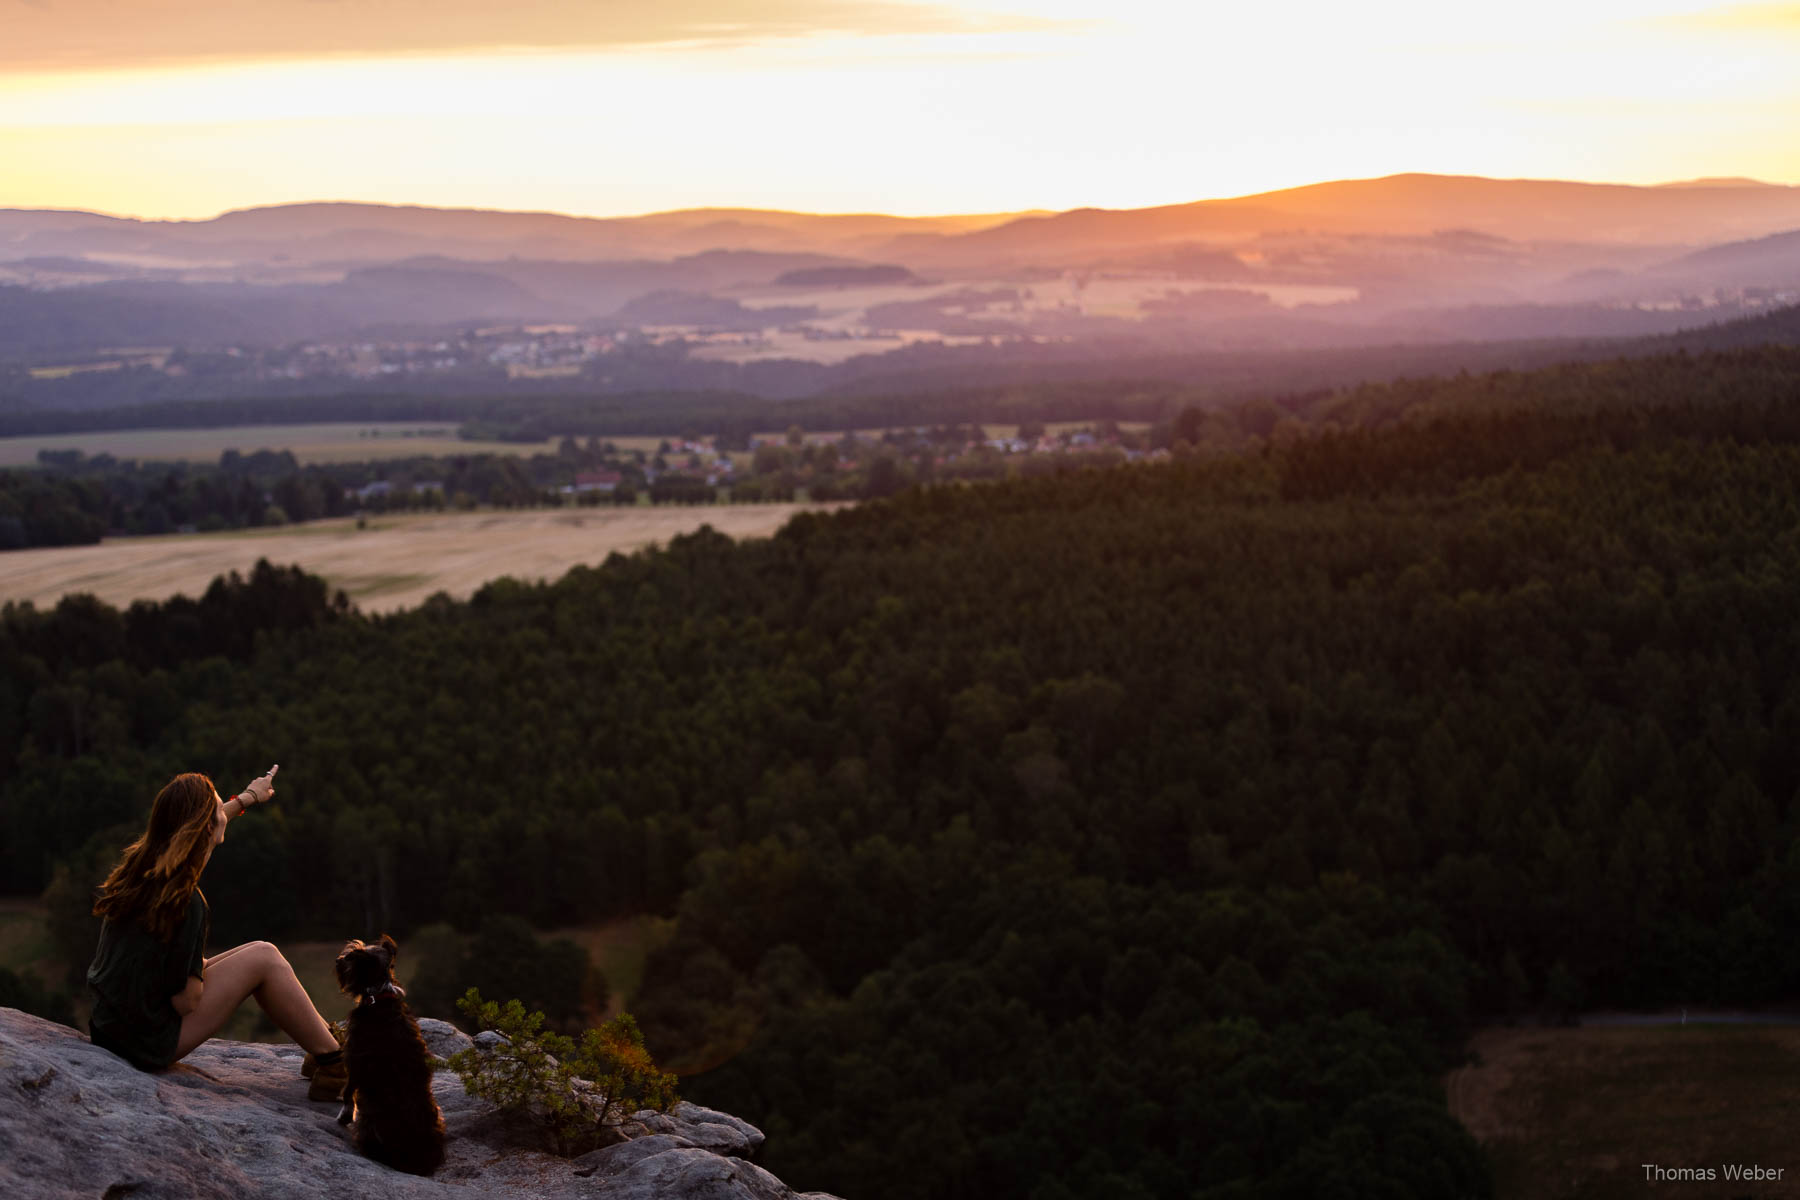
86, 889, 209, 1071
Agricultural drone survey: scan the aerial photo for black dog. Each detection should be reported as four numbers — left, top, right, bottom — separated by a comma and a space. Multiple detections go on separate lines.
332, 934, 446, 1176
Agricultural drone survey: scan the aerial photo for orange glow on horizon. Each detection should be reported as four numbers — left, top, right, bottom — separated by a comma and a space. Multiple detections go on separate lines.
1, 1, 1797, 221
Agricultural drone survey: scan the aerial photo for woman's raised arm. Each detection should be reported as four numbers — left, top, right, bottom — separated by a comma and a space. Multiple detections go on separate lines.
223, 765, 279, 820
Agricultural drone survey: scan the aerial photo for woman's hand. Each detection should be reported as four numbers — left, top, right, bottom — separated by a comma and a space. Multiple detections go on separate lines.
171, 974, 204, 1017
242, 764, 279, 807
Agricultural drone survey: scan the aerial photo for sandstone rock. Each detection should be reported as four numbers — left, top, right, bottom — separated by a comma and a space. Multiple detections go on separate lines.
626, 1102, 767, 1159
567, 1135, 849, 1200
573, 1134, 697, 1178
0, 1007, 842, 1200
577, 1142, 793, 1200
415, 1017, 473, 1062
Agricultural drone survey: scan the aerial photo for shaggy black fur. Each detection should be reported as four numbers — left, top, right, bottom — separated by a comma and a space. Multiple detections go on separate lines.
332, 934, 446, 1177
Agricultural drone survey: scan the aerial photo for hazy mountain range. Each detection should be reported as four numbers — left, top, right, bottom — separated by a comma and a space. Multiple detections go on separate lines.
4, 173, 1799, 379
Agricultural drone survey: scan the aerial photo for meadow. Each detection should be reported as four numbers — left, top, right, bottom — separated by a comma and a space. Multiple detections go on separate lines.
0, 422, 562, 467
0, 503, 839, 614
0, 899, 58, 996
0, 416, 1138, 472
1449, 1024, 1800, 1198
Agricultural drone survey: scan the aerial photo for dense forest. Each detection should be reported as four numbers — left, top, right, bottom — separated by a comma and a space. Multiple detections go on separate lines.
7, 344, 1800, 1197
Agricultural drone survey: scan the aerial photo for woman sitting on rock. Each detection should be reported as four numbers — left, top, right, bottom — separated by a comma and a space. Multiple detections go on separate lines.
86, 768, 347, 1100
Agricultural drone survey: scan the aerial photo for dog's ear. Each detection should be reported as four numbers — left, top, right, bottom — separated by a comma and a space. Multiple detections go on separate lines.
379, 933, 399, 962
333, 941, 363, 991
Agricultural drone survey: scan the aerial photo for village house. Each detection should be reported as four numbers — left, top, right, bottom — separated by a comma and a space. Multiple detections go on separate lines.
565, 470, 624, 495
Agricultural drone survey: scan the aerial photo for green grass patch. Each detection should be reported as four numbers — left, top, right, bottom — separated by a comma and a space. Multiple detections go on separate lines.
288, 940, 350, 1023
0, 423, 554, 468
543, 916, 673, 1017
0, 906, 55, 976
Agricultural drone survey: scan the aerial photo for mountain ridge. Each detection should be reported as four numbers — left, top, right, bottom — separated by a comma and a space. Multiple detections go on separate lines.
11, 171, 1800, 255
5, 171, 1797, 379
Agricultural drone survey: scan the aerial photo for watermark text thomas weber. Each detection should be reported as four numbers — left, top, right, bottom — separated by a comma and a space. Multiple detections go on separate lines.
1642, 1163, 1784, 1183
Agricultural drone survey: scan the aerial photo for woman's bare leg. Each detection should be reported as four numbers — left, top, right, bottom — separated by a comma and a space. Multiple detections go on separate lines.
202, 941, 256, 971
173, 941, 338, 1059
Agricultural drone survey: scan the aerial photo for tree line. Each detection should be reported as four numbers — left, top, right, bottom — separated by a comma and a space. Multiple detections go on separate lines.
4, 422, 1174, 549
5, 439, 717, 550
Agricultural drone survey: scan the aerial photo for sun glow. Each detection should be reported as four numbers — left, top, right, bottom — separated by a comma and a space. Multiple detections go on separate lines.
2, 1, 1796, 220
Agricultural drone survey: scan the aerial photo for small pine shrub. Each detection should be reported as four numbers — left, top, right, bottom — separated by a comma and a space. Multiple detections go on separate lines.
447, 988, 679, 1155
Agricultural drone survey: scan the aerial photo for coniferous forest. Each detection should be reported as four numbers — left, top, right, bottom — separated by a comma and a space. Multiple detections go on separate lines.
7, 345, 1800, 1198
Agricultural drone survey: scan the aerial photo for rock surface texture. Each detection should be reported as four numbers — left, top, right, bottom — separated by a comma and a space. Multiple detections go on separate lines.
0, 1008, 843, 1200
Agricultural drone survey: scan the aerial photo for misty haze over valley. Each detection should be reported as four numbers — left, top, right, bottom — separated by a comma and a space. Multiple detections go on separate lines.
6, 172, 1800, 408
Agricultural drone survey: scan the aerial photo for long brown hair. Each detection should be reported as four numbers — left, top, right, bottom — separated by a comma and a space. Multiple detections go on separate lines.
92, 773, 216, 941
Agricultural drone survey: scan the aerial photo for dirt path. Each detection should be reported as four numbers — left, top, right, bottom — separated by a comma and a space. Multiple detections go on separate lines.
0, 503, 840, 614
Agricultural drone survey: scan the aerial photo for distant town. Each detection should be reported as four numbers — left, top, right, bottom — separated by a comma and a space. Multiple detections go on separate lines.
20, 281, 1796, 388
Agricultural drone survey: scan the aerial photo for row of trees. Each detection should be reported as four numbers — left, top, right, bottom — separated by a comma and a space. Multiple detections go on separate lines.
6, 418, 1176, 550
4, 440, 704, 550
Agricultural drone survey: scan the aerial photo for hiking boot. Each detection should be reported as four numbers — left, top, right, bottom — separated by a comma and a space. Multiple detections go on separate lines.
307, 1053, 349, 1102
301, 1021, 346, 1079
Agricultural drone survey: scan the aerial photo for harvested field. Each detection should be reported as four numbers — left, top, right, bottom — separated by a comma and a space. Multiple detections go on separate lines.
0, 503, 841, 614
1449, 1024, 1800, 1198
0, 422, 558, 467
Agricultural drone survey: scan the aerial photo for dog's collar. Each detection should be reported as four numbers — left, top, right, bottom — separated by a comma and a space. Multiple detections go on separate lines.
357, 981, 402, 1005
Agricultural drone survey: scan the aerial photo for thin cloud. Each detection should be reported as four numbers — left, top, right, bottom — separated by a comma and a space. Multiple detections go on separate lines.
1661, 3, 1800, 31
4, 0, 1075, 71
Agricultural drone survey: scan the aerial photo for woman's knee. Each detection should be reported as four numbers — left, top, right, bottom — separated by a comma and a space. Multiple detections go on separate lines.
243, 941, 291, 975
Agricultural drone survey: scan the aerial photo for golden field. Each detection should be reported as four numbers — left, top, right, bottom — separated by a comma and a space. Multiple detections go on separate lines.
0, 423, 677, 468
0, 503, 839, 614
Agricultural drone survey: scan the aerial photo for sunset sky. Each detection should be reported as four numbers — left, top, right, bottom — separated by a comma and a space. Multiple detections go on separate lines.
3, 0, 1798, 220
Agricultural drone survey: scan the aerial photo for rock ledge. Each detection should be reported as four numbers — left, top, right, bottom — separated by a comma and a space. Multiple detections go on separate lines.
0, 1007, 843, 1200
